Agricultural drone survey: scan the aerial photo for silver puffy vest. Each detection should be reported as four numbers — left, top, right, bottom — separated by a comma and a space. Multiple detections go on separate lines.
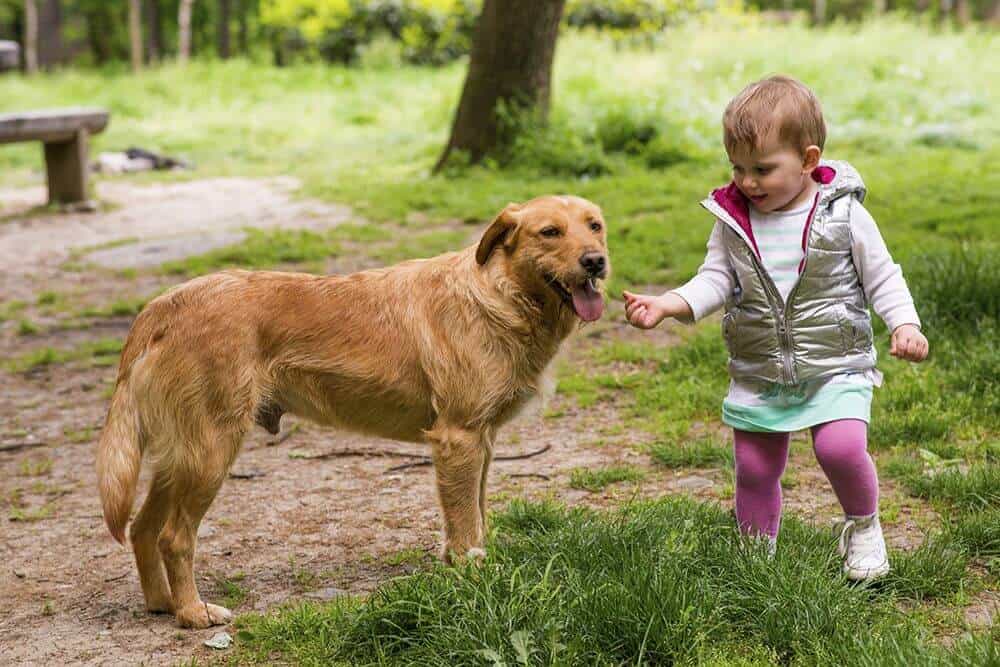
700, 160, 876, 385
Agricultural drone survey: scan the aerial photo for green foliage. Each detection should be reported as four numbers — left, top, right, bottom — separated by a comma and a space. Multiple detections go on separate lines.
231, 497, 992, 665
568, 464, 646, 491
262, 0, 479, 65
566, 0, 697, 33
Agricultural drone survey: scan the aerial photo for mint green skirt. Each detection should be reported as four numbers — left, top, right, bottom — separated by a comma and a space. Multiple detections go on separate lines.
722, 379, 873, 433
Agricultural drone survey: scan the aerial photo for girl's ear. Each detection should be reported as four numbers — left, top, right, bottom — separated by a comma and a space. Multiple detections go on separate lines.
802, 145, 822, 172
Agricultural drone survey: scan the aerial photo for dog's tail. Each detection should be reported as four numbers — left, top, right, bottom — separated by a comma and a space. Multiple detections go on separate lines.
96, 375, 144, 546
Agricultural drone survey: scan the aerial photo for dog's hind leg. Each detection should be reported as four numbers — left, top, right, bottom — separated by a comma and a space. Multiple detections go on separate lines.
478, 430, 495, 538
427, 422, 488, 564
130, 470, 174, 614
158, 428, 243, 629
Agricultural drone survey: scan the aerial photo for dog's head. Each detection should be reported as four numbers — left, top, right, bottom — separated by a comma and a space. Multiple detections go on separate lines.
476, 195, 610, 322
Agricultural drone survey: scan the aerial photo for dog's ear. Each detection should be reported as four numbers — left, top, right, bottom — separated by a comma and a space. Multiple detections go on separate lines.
476, 203, 521, 266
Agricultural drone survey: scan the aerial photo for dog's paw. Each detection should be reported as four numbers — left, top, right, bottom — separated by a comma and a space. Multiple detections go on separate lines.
175, 602, 233, 629
465, 547, 487, 563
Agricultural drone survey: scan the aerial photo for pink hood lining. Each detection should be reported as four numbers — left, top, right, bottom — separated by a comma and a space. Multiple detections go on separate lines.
710, 165, 836, 261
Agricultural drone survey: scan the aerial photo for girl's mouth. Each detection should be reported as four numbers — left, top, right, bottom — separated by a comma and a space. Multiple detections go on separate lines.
750, 193, 768, 202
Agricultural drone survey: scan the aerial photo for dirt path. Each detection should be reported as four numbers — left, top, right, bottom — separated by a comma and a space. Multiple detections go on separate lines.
0, 179, 988, 665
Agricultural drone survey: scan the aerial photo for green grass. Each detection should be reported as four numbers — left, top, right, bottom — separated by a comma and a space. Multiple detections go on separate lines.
568, 464, 646, 491
2, 337, 123, 373
650, 434, 733, 468
231, 497, 995, 665
904, 464, 1000, 513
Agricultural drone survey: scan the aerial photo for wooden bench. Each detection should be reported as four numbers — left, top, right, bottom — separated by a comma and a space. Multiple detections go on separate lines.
0, 108, 110, 205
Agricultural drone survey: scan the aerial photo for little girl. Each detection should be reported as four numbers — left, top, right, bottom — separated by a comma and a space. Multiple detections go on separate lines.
623, 75, 928, 580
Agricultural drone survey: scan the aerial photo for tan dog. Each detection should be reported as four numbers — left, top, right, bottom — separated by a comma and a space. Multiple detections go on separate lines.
97, 195, 610, 628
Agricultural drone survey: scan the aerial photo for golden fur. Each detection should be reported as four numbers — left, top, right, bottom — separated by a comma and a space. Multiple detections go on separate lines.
96, 195, 610, 628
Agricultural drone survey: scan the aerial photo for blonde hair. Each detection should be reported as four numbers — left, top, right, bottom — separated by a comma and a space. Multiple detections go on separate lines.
723, 75, 826, 156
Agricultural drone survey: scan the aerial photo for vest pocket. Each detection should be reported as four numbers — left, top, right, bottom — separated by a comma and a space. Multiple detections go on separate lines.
839, 311, 873, 353
722, 312, 740, 356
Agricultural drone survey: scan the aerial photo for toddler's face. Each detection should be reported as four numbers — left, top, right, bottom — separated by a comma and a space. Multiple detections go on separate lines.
728, 137, 818, 213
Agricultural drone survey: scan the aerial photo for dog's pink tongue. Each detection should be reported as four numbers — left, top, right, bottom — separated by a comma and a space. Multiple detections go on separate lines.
571, 282, 604, 322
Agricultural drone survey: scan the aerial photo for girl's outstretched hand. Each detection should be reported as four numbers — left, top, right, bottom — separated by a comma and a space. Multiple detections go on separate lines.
623, 291, 668, 329
890, 324, 928, 362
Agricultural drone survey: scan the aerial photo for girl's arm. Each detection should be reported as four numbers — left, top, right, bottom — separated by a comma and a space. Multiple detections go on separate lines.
670, 220, 735, 321
851, 199, 928, 361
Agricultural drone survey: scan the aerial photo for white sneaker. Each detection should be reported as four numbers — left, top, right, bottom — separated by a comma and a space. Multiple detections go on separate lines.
836, 513, 890, 581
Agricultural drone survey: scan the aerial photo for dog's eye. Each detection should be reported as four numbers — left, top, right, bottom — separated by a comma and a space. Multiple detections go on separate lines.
540, 227, 561, 238
589, 220, 602, 233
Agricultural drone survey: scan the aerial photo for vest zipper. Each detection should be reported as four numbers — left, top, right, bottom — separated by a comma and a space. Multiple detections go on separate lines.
702, 192, 822, 386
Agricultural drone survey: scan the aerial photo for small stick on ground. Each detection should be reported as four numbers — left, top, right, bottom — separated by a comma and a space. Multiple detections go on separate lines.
384, 444, 552, 474
0, 441, 47, 453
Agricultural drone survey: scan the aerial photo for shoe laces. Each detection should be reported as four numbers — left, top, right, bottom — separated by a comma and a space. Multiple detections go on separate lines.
836, 516, 880, 561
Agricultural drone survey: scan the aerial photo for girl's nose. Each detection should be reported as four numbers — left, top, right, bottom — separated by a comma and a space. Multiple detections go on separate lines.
742, 175, 757, 191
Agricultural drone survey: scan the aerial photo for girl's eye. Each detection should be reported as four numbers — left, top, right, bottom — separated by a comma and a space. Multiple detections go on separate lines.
540, 227, 561, 238
589, 221, 602, 233
755, 167, 773, 175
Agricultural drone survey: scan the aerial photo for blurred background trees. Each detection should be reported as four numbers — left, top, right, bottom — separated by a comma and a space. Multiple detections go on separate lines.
0, 0, 994, 72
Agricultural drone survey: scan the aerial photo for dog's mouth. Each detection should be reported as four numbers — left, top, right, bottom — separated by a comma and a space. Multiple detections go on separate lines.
545, 275, 604, 322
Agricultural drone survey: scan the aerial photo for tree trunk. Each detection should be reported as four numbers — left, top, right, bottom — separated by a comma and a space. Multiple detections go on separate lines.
988, 0, 1000, 24
435, 0, 566, 172
813, 0, 827, 24
147, 0, 162, 62
23, 0, 37, 73
37, 0, 60, 67
218, 0, 231, 59
954, 0, 971, 23
129, 0, 143, 72
236, 0, 248, 55
178, 0, 194, 63
873, 0, 887, 13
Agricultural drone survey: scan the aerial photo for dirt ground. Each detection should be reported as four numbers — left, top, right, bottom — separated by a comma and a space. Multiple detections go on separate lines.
0, 179, 993, 666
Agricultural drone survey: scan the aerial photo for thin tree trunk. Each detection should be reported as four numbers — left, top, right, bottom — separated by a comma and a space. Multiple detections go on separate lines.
129, 0, 143, 72
435, 0, 567, 172
988, 0, 1000, 24
218, 0, 231, 58
178, 0, 194, 64
954, 0, 971, 23
23, 0, 37, 73
147, 0, 162, 62
813, 0, 827, 24
873, 0, 887, 13
236, 0, 248, 54
37, 0, 60, 67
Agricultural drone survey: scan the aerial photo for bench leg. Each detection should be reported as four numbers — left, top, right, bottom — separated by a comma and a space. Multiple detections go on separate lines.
43, 129, 90, 205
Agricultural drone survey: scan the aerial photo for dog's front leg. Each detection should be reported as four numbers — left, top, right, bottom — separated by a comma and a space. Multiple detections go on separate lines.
427, 422, 488, 564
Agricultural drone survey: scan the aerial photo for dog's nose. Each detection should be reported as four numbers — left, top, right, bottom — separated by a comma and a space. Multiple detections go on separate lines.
580, 252, 606, 277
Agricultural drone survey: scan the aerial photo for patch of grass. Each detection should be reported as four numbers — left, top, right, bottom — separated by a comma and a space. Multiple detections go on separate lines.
945, 508, 1000, 558
884, 536, 970, 602
3, 337, 123, 373
650, 434, 733, 468
231, 497, 996, 665
79, 296, 149, 318
63, 426, 95, 444
160, 228, 344, 276
568, 464, 646, 491
904, 463, 1000, 513
212, 571, 249, 610
18, 457, 53, 476
0, 300, 27, 321
16, 319, 41, 336
383, 548, 429, 567
9, 503, 56, 522
369, 228, 468, 264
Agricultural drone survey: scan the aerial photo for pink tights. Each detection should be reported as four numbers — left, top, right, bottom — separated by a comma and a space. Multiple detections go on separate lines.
733, 419, 878, 538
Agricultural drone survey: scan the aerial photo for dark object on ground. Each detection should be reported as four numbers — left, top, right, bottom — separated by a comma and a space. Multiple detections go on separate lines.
0, 41, 19, 71
94, 146, 193, 173
0, 108, 110, 205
